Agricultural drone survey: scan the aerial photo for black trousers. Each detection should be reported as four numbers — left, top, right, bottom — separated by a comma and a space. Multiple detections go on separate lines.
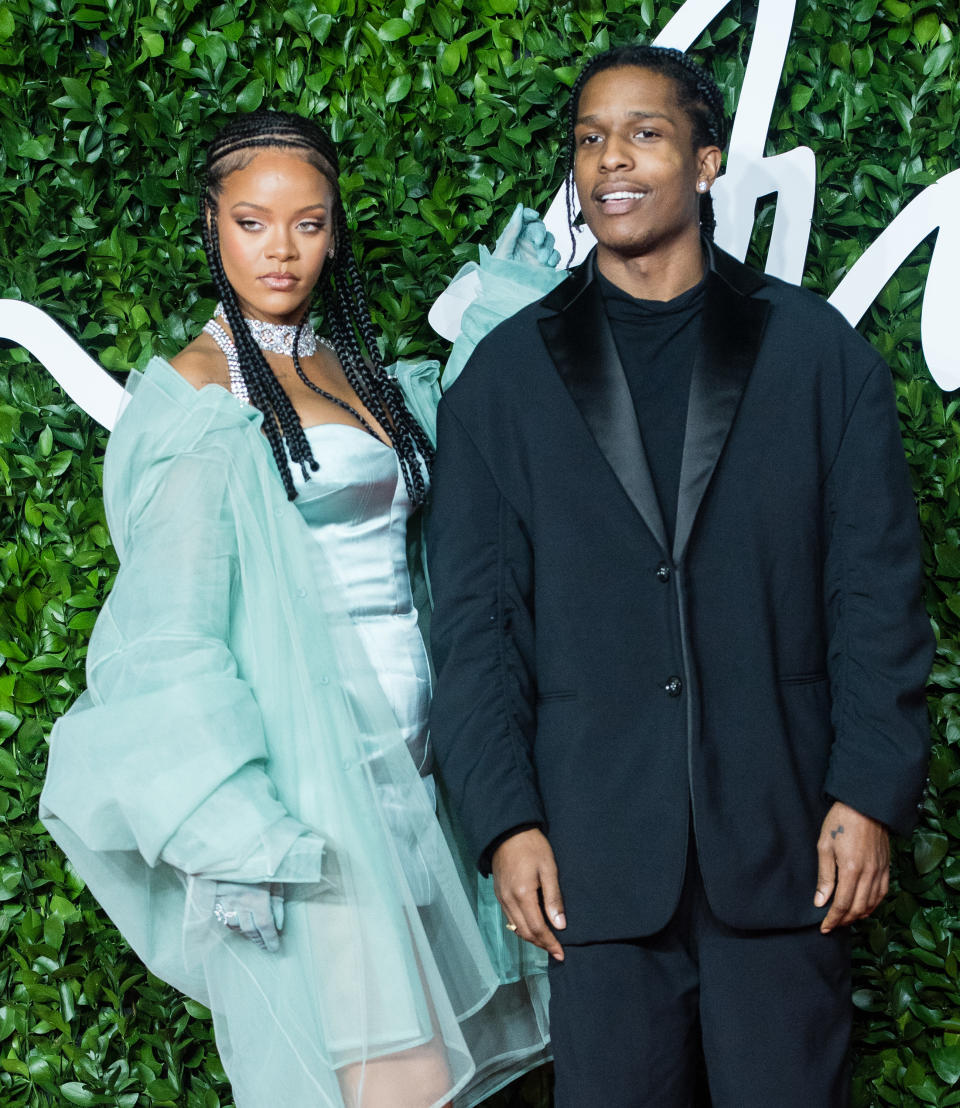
547, 846, 852, 1108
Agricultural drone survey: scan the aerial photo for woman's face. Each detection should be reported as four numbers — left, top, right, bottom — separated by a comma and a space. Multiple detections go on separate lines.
214, 148, 336, 326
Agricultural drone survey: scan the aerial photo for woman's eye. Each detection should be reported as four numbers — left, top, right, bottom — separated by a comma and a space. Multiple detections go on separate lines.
237, 219, 262, 231
298, 221, 325, 233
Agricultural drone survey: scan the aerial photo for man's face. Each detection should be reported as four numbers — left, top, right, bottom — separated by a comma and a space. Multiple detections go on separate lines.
573, 66, 717, 264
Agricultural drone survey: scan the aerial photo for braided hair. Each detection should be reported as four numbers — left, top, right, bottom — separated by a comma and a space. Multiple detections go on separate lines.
202, 109, 433, 504
563, 45, 729, 259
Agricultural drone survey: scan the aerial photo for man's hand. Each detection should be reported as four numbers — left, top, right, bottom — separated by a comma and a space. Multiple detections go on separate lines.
492, 828, 566, 961
815, 801, 890, 934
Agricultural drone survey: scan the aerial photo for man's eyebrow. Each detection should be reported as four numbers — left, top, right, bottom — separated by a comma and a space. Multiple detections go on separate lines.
576, 111, 674, 125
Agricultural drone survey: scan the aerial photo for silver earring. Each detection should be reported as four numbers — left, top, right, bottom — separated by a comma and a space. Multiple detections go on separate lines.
697, 181, 708, 193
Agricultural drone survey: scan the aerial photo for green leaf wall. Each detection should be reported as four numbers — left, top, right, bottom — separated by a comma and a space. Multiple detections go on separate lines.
0, 1, 957, 1105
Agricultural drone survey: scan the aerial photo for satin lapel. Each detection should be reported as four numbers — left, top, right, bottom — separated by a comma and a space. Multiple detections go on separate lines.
673, 271, 770, 564
539, 268, 668, 553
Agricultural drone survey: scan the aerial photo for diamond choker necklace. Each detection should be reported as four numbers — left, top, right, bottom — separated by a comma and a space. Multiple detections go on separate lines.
214, 303, 332, 358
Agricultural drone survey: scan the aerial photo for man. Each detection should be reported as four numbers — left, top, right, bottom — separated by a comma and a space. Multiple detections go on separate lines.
427, 45, 933, 1107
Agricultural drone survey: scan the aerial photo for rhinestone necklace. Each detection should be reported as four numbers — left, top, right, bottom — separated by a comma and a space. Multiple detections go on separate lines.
202, 309, 388, 447
211, 302, 335, 358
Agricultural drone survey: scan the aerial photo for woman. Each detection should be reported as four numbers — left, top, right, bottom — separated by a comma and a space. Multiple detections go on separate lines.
40, 110, 562, 1107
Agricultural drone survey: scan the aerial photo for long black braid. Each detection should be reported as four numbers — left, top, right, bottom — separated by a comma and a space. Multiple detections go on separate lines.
563, 45, 729, 260
202, 109, 433, 504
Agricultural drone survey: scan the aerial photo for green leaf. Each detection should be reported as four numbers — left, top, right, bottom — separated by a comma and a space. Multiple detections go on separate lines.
440, 43, 460, 77
146, 1079, 179, 1099
236, 78, 265, 112
882, 0, 912, 17
929, 1043, 960, 1086
378, 18, 411, 41
43, 913, 65, 950
141, 31, 165, 57
913, 13, 941, 46
791, 85, 814, 112
385, 74, 412, 103
914, 831, 949, 876
59, 1083, 97, 1107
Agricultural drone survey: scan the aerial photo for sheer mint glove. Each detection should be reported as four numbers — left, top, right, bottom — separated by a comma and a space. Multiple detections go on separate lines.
213, 882, 285, 952
492, 202, 561, 269
440, 204, 566, 389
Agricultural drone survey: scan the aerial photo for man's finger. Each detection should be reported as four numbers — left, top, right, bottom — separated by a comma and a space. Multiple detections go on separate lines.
517, 898, 564, 960
820, 863, 856, 932
540, 865, 567, 932
508, 880, 564, 960
814, 839, 836, 908
852, 865, 887, 923
835, 871, 871, 927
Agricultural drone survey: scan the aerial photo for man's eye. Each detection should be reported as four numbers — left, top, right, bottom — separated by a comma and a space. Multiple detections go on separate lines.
579, 134, 601, 146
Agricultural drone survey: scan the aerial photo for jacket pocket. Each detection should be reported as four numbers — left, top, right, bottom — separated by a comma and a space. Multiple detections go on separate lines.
536, 690, 577, 704
777, 672, 828, 686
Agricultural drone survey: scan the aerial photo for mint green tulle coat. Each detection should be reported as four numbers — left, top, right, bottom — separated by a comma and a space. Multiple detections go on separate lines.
40, 253, 566, 1108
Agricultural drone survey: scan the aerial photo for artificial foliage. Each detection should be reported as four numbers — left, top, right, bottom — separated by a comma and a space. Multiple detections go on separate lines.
0, 0, 957, 1104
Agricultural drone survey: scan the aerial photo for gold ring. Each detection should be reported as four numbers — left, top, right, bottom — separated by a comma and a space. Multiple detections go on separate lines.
505, 922, 518, 932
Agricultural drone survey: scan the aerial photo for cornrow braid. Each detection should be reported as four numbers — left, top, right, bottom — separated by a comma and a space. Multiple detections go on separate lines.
201, 109, 433, 505
563, 45, 729, 261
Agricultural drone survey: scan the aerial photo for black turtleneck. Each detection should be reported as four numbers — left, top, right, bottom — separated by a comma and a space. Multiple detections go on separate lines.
597, 267, 707, 544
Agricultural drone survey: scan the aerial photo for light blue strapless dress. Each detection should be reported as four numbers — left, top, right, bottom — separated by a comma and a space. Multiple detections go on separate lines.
291, 424, 432, 777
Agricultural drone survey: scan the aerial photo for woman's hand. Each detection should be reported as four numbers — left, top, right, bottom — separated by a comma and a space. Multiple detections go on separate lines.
493, 203, 561, 269
213, 882, 284, 952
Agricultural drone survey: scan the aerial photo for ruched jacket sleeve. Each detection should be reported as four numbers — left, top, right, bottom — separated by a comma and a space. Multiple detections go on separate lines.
822, 360, 934, 834
428, 401, 545, 870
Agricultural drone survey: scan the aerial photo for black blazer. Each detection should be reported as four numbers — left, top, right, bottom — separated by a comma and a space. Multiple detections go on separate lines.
427, 245, 933, 942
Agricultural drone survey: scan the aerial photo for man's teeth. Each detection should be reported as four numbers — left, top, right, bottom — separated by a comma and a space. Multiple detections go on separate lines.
600, 191, 646, 202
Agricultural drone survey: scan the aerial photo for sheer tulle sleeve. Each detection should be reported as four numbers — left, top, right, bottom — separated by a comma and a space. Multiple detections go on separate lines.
42, 446, 324, 882
440, 247, 567, 389
392, 245, 566, 444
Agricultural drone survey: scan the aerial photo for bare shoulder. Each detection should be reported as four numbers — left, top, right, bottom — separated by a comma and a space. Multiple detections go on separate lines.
169, 332, 229, 391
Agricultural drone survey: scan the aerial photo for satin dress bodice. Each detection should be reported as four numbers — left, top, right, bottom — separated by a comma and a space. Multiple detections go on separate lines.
291, 424, 431, 770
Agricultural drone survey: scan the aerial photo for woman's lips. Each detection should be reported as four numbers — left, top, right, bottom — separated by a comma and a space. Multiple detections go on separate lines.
259, 273, 299, 290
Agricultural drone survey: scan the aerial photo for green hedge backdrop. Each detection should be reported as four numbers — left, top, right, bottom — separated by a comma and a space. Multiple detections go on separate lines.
0, 0, 958, 1104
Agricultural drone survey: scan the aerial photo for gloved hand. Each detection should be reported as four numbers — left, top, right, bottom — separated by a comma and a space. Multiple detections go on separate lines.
492, 202, 561, 269
213, 882, 284, 952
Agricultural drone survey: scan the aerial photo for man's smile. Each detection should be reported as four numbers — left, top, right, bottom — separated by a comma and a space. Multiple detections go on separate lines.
594, 187, 648, 213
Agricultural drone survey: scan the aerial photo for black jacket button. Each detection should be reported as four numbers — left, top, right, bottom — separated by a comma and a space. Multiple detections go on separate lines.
665, 676, 683, 697
656, 562, 671, 582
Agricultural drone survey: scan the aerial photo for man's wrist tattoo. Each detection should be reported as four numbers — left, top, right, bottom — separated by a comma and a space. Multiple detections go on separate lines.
830, 824, 845, 839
